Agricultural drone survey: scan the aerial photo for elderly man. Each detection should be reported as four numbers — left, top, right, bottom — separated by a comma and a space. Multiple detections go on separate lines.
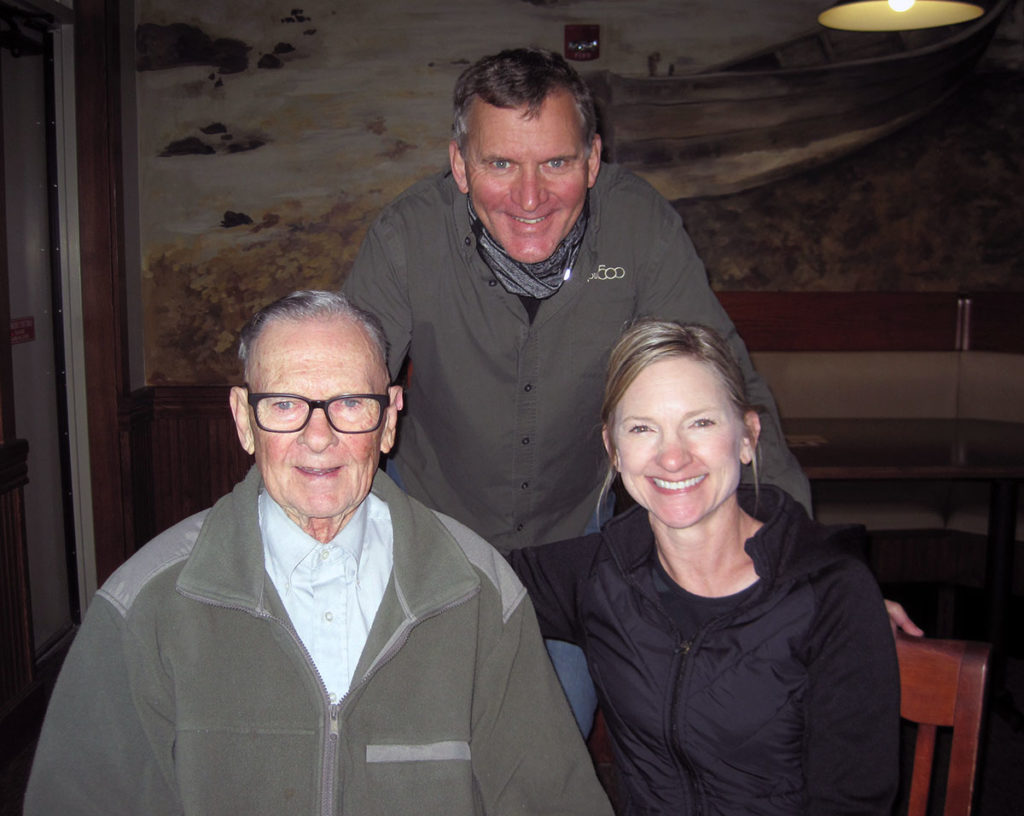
24, 291, 611, 815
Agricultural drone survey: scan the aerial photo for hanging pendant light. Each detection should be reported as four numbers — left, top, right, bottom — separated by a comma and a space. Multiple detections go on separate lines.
818, 0, 985, 31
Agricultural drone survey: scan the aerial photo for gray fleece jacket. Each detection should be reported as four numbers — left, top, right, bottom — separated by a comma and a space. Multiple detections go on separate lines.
24, 467, 611, 816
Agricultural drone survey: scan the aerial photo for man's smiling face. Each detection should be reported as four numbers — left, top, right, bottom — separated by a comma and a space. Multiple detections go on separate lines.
450, 89, 601, 264
229, 316, 399, 542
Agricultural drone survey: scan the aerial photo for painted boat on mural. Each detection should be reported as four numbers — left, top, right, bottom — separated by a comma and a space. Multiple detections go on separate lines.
587, 0, 1011, 200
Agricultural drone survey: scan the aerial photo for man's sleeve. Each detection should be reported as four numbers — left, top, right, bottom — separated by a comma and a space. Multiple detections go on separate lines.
23, 598, 180, 816
343, 212, 414, 381
635, 203, 812, 512
469, 588, 613, 815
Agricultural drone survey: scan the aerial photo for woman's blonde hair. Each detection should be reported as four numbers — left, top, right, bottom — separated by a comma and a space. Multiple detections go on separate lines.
599, 320, 761, 505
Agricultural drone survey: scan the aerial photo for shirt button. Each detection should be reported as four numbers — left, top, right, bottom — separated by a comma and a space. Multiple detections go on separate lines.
324, 611, 334, 622
521, 481, 529, 489
320, 550, 330, 560
464, 236, 471, 246
516, 523, 524, 532
524, 384, 533, 392
488, 279, 497, 287
521, 437, 530, 445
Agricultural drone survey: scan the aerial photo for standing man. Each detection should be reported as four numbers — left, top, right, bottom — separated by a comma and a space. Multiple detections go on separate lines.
343, 48, 812, 733
344, 47, 810, 555
24, 291, 611, 816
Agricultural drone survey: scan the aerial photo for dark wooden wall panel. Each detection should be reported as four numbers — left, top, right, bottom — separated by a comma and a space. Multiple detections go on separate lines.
964, 292, 1024, 354
717, 291, 962, 351
77, 0, 132, 585
129, 387, 251, 548
0, 441, 32, 716
127, 292, 1022, 557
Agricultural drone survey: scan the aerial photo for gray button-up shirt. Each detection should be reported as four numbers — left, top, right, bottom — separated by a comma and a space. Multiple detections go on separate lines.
344, 165, 809, 551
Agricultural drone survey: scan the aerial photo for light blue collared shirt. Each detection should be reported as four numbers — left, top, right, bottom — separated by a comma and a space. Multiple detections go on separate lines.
260, 489, 393, 702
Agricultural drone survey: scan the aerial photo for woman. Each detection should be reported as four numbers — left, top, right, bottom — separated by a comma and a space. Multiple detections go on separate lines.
509, 321, 899, 815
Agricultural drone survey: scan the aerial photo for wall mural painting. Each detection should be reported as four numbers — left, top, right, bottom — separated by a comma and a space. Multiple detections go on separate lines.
138, 2, 462, 384
135, 0, 1023, 385
681, 69, 1024, 292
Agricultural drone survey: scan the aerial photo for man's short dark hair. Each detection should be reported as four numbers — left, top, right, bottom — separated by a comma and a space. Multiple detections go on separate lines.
452, 47, 597, 155
237, 290, 390, 381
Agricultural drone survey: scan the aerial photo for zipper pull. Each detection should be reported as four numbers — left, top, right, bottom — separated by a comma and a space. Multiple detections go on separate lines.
329, 703, 340, 741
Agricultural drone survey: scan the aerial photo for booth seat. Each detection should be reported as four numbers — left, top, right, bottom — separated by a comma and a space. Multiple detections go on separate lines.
752, 350, 959, 532
751, 351, 960, 421
751, 349, 1024, 596
944, 353, 1024, 570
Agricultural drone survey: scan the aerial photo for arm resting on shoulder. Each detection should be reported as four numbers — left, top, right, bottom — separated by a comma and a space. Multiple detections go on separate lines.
505, 535, 601, 644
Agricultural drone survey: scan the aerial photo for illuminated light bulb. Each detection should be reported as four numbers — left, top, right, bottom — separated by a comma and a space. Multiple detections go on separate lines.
819, 0, 984, 31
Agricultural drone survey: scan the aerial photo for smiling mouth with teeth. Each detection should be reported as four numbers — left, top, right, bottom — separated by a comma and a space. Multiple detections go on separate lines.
513, 215, 546, 224
652, 474, 706, 491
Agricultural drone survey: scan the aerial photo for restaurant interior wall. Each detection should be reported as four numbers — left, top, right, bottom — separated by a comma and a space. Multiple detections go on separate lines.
2, 0, 1019, 778
81, 0, 1023, 583
0, 1, 1013, 805
129, 0, 1024, 387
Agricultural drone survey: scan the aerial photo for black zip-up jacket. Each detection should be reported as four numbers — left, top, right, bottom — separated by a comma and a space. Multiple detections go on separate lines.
510, 485, 899, 815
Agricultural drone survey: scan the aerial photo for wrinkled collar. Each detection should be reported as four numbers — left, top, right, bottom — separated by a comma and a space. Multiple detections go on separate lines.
176, 467, 481, 620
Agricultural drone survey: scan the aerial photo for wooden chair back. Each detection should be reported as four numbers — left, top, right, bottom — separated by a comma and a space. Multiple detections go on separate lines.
896, 634, 990, 816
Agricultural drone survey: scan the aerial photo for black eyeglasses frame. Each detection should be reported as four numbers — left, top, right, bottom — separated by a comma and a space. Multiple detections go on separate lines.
245, 387, 390, 435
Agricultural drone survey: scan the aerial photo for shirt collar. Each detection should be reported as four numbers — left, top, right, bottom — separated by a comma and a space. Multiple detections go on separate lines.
260, 489, 374, 583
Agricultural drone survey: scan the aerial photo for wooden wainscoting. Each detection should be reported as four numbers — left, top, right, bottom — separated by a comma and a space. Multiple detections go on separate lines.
128, 387, 252, 549
0, 438, 42, 762
122, 292, 1024, 559
716, 290, 1024, 353
715, 291, 963, 351
963, 292, 1024, 354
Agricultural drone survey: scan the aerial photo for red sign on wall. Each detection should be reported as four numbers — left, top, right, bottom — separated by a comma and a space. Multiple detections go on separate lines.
10, 316, 35, 345
564, 25, 600, 61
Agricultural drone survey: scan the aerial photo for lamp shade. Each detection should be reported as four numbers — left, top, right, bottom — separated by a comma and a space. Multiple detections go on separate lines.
818, 0, 985, 31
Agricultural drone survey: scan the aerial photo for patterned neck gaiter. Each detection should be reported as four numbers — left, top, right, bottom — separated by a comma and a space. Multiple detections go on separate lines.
469, 196, 589, 299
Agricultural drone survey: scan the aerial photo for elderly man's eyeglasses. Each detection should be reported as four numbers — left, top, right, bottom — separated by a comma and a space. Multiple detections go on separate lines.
246, 388, 390, 434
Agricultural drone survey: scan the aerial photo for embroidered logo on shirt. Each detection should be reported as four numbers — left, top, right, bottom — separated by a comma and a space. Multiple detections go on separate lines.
588, 265, 626, 282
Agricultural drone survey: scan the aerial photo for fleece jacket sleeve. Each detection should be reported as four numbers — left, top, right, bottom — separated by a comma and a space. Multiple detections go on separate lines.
469, 588, 613, 816
23, 596, 181, 816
